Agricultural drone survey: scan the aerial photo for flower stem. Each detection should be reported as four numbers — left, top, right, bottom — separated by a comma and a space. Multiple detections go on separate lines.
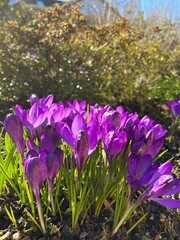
37, 200, 46, 234
50, 189, 56, 216
48, 181, 56, 216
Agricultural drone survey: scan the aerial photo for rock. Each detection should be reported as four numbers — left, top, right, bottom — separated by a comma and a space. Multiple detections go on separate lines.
22, 237, 30, 240
0, 231, 12, 240
12, 232, 23, 240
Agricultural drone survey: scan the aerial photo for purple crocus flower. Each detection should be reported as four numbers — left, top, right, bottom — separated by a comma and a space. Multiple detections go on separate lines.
74, 130, 89, 173
29, 94, 54, 109
89, 104, 105, 122
127, 154, 160, 189
102, 111, 121, 128
23, 150, 47, 233
15, 103, 48, 139
124, 115, 167, 159
23, 150, 47, 202
57, 114, 98, 174
39, 126, 60, 153
30, 94, 39, 106
46, 148, 63, 192
167, 99, 180, 119
4, 114, 25, 158
102, 125, 128, 164
141, 174, 180, 208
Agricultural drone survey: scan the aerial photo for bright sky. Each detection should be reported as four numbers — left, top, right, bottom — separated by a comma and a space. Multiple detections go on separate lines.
9, 0, 180, 20
140, 0, 180, 19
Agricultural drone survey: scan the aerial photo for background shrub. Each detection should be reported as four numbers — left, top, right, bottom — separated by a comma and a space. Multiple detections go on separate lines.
0, 1, 179, 118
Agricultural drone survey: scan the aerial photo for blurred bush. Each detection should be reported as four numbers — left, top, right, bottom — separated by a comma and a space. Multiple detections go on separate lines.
0, 1, 179, 115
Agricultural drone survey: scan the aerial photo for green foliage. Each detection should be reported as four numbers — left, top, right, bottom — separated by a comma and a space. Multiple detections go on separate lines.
0, 1, 179, 110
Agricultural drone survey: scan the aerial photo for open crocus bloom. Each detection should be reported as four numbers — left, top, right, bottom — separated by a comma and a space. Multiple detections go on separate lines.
137, 162, 180, 208
127, 154, 160, 189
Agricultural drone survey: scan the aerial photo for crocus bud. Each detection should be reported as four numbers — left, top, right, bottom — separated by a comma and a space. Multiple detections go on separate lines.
4, 114, 24, 157
23, 151, 47, 233
23, 150, 47, 203
30, 94, 39, 106
103, 130, 128, 164
102, 111, 121, 128
74, 130, 89, 174
46, 148, 63, 191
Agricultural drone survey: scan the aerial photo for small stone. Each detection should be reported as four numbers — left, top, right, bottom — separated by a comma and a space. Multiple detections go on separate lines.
22, 237, 30, 240
80, 232, 88, 239
12, 232, 23, 240
0, 231, 12, 240
52, 237, 60, 240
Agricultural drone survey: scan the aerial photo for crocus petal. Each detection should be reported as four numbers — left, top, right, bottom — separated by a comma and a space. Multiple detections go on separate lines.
80, 100, 86, 110
27, 139, 39, 153
23, 153, 47, 202
30, 94, 39, 106
151, 198, 180, 208
29, 103, 39, 120
22, 113, 34, 138
46, 148, 63, 184
15, 104, 24, 121
51, 106, 66, 123
33, 108, 48, 128
74, 130, 89, 173
4, 114, 25, 156
58, 122, 74, 147
71, 114, 86, 137
136, 155, 152, 176
87, 129, 97, 155
127, 154, 138, 176
150, 162, 173, 184
164, 178, 180, 196
146, 138, 164, 158
149, 175, 174, 198
43, 94, 54, 108
140, 162, 160, 186
167, 99, 180, 119
73, 99, 81, 112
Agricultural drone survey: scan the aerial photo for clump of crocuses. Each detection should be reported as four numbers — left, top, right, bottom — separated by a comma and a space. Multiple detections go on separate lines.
4, 94, 180, 235
167, 98, 180, 119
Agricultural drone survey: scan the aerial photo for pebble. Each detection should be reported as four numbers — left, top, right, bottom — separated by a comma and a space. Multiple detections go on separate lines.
0, 231, 12, 240
12, 232, 23, 240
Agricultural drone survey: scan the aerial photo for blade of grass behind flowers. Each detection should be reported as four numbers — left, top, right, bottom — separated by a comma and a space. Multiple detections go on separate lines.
24, 180, 35, 217
54, 172, 63, 220
0, 132, 23, 197
40, 181, 50, 228
0, 145, 15, 195
95, 141, 131, 217
72, 173, 92, 228
4, 205, 18, 228
0, 133, 35, 212
112, 197, 142, 236
25, 209, 42, 232
62, 155, 77, 227
153, 149, 169, 162
4, 132, 14, 154
62, 154, 93, 228
71, 156, 93, 228
126, 211, 148, 234
94, 162, 123, 216
0, 162, 22, 201
112, 176, 129, 230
